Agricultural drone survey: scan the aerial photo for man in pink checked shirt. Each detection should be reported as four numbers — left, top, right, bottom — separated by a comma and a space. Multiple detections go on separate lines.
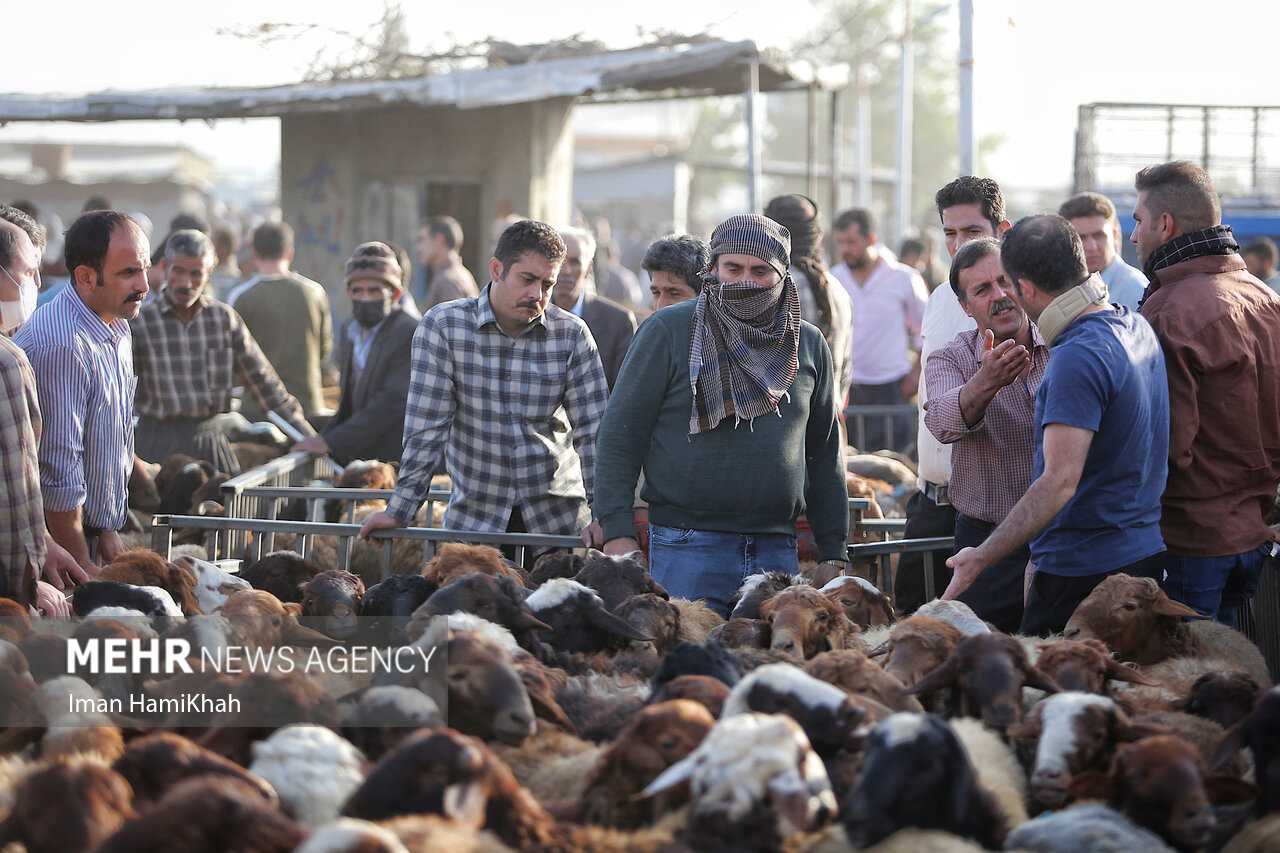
921, 236, 1049, 632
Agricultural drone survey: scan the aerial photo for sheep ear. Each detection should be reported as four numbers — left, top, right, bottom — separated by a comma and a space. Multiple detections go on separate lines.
1204, 774, 1258, 806
867, 640, 890, 657
767, 772, 813, 831
1103, 658, 1160, 686
902, 656, 958, 694
1152, 597, 1207, 619
511, 610, 553, 632
587, 607, 654, 642
641, 755, 694, 797
1022, 666, 1063, 695
586, 548, 606, 561
1209, 720, 1249, 771
283, 602, 303, 618
442, 780, 488, 829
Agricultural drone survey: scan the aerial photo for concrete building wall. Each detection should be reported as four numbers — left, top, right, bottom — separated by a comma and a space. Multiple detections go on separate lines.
280, 97, 575, 310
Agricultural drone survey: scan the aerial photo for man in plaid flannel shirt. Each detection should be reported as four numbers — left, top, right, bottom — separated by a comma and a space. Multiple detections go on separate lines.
359, 219, 608, 548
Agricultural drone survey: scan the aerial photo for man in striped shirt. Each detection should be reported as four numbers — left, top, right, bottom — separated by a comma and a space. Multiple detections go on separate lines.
923, 237, 1049, 632
15, 210, 149, 573
358, 220, 608, 553
132, 229, 315, 474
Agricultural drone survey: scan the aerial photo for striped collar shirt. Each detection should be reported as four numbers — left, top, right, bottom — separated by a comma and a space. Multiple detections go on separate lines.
386, 284, 609, 535
922, 324, 1050, 524
0, 336, 44, 601
14, 286, 135, 532
131, 291, 310, 434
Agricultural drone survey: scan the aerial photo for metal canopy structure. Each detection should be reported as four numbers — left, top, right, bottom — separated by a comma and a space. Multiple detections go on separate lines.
0, 39, 847, 122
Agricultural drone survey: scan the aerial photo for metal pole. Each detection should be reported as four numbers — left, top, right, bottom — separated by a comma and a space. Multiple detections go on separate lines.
745, 60, 762, 212
895, 0, 914, 245
807, 83, 820, 200
830, 88, 844, 222
1254, 107, 1262, 193
857, 63, 872, 208
957, 0, 975, 175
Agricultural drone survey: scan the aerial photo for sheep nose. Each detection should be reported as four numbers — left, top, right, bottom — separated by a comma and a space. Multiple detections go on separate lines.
332, 605, 351, 618
1032, 766, 1064, 788
1062, 625, 1081, 640
773, 637, 798, 657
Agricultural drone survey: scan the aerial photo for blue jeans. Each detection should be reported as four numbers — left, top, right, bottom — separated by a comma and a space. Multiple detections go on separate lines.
648, 524, 799, 618
1161, 545, 1269, 628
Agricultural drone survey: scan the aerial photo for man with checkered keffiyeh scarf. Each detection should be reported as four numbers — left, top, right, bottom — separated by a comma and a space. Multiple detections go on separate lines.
591, 215, 849, 617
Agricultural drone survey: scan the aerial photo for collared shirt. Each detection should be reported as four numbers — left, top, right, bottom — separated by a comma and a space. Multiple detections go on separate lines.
386, 284, 609, 535
832, 255, 928, 384
1099, 256, 1147, 311
14, 286, 134, 531
347, 316, 387, 372
916, 283, 977, 486
0, 336, 43, 600
923, 324, 1050, 523
131, 291, 312, 435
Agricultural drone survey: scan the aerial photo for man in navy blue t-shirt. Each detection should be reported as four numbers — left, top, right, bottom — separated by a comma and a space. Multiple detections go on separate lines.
943, 215, 1169, 635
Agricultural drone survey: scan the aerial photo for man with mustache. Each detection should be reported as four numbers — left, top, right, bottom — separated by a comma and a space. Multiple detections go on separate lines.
922, 237, 1048, 631
15, 210, 149, 572
131, 229, 316, 474
592, 214, 848, 617
359, 220, 609, 562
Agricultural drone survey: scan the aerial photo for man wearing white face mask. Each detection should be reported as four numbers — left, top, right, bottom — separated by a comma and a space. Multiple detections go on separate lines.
0, 205, 81, 617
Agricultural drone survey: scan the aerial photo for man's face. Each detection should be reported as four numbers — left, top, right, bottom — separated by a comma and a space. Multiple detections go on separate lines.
713, 253, 780, 288
488, 250, 559, 332
0, 227, 39, 305
1068, 215, 1117, 274
79, 224, 150, 323
958, 253, 1025, 342
552, 234, 591, 310
649, 269, 698, 310
1243, 250, 1274, 280
416, 226, 442, 267
1131, 191, 1168, 266
941, 203, 999, 258
348, 277, 396, 309
836, 224, 873, 270
162, 253, 210, 312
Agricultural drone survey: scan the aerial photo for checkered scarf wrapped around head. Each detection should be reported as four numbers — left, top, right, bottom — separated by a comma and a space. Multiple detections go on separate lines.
689, 215, 801, 434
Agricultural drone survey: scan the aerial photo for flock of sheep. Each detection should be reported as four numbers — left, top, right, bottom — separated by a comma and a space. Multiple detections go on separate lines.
0, 460, 1276, 852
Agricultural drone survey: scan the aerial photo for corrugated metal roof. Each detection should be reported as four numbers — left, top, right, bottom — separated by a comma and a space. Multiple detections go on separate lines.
0, 40, 849, 123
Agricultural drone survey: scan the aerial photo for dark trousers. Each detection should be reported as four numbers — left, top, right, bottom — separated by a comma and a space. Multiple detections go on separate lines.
954, 513, 1028, 634
135, 414, 242, 476
893, 490, 956, 616
847, 378, 909, 452
1020, 552, 1164, 637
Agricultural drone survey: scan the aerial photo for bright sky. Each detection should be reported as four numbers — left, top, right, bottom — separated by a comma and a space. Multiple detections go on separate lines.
4, 0, 1279, 193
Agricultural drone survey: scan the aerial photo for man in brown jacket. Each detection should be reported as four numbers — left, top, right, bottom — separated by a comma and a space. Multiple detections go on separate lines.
416, 216, 479, 310
1134, 160, 1280, 626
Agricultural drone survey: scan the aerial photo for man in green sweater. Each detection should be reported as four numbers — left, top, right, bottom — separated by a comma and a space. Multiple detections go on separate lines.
592, 214, 849, 616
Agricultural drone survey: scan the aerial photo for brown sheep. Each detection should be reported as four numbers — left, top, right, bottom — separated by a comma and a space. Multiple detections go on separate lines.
1034, 638, 1161, 696
423, 542, 528, 588
614, 593, 682, 658
905, 632, 1062, 732
573, 699, 715, 829
113, 731, 277, 806
707, 617, 771, 649
649, 674, 730, 719
819, 574, 895, 630
214, 588, 345, 652
0, 760, 137, 853
93, 775, 305, 853
98, 549, 202, 617
759, 585, 858, 660
804, 649, 924, 713
446, 630, 539, 747
879, 615, 965, 691
0, 598, 32, 644
322, 459, 396, 523
299, 569, 365, 640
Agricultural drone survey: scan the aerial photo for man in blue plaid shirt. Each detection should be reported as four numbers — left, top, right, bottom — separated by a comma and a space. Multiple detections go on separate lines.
359, 219, 609, 547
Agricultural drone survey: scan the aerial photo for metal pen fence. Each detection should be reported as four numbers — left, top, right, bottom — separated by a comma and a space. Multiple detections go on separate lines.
844, 403, 918, 457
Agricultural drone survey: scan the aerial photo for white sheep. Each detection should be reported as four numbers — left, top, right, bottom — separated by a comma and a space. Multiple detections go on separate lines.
248, 724, 367, 829
1003, 803, 1176, 852
80, 606, 158, 639
172, 555, 251, 613
294, 818, 412, 853
915, 599, 991, 636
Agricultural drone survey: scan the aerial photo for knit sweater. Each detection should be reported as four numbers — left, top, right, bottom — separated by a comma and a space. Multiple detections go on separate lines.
594, 300, 848, 560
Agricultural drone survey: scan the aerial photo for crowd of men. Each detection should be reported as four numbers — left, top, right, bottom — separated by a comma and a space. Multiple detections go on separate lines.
3, 157, 1279, 637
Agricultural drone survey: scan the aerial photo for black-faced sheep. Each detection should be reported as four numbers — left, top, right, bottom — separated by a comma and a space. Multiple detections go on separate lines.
525, 579, 653, 655
299, 569, 365, 640
360, 573, 438, 646
574, 550, 668, 610
240, 550, 323, 604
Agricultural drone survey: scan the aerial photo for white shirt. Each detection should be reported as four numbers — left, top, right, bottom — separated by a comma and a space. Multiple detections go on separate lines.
916, 283, 977, 486
832, 255, 928, 385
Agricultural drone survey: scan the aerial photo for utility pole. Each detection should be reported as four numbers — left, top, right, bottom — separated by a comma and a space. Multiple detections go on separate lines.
958, 0, 975, 175
895, 0, 914, 244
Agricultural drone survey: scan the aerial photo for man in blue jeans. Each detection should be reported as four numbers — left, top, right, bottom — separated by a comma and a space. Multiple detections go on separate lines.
591, 215, 849, 616
1133, 161, 1280, 626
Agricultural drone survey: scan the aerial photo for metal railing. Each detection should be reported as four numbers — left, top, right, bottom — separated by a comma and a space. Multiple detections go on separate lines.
151, 514, 583, 583
844, 403, 918, 457
847, 535, 955, 603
